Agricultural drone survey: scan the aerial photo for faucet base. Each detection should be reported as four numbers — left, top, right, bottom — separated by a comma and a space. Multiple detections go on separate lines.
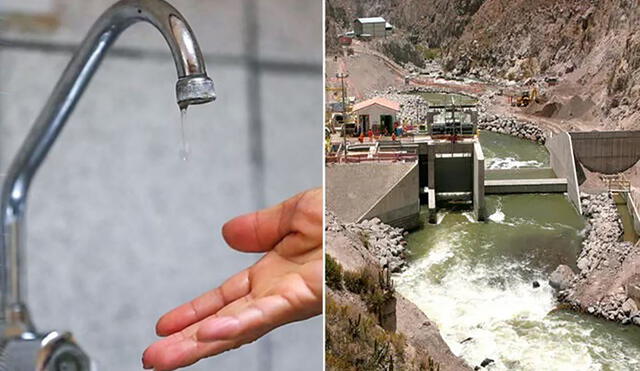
0, 331, 91, 371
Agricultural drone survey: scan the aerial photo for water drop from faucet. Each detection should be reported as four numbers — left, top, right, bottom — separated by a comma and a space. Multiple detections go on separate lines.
179, 107, 190, 161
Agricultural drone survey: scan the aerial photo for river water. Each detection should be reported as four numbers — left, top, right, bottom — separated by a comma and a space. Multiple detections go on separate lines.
395, 131, 640, 370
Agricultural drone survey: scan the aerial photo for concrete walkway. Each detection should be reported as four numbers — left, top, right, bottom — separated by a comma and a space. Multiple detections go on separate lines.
485, 178, 568, 194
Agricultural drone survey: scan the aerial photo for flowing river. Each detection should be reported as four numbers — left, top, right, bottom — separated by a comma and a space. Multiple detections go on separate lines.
395, 131, 640, 370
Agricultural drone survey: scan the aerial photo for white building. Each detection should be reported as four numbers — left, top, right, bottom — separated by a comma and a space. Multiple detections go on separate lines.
352, 97, 400, 134
353, 17, 393, 38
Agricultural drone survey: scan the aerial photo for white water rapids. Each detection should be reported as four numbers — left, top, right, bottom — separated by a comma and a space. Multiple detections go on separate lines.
394, 132, 640, 370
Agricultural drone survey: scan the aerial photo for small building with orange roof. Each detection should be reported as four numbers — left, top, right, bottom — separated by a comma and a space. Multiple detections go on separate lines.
352, 97, 400, 135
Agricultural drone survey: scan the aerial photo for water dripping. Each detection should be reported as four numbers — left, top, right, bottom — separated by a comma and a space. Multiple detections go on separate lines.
179, 107, 190, 161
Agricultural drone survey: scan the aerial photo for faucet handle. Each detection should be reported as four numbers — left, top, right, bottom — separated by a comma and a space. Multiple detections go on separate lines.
0, 331, 92, 371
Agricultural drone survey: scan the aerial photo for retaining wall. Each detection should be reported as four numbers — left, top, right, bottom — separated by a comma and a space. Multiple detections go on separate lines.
360, 163, 421, 229
570, 131, 640, 174
546, 132, 582, 214
621, 191, 640, 236
326, 162, 420, 229
473, 142, 486, 221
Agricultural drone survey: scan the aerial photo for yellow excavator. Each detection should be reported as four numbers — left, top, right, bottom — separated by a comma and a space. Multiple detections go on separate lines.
510, 87, 538, 107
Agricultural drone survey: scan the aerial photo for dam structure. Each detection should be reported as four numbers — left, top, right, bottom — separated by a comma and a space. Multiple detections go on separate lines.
327, 106, 570, 228
545, 130, 640, 218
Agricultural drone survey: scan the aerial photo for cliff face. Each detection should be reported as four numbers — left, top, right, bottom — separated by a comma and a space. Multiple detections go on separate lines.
445, 0, 640, 122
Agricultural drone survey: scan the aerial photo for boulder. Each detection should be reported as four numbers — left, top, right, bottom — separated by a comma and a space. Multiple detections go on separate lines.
621, 298, 638, 315
480, 358, 495, 367
549, 265, 575, 291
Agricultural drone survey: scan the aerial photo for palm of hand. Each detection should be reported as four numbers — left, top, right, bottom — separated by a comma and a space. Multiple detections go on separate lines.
143, 188, 322, 371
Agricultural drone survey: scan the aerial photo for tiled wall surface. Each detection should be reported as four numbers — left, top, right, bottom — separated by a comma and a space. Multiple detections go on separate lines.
0, 0, 322, 370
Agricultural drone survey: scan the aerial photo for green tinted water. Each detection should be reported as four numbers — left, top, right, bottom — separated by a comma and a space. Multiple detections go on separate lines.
395, 133, 640, 370
479, 130, 549, 169
613, 194, 639, 244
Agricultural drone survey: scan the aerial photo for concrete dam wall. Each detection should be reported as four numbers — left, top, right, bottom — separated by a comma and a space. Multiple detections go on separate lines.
326, 162, 420, 229
570, 131, 640, 174
547, 131, 582, 214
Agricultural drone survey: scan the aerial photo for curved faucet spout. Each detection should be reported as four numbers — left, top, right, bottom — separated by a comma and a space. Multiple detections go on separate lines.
0, 0, 215, 332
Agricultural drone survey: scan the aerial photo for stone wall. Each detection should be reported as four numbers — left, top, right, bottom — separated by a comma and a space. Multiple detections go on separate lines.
478, 114, 546, 144
551, 193, 640, 326
546, 131, 582, 214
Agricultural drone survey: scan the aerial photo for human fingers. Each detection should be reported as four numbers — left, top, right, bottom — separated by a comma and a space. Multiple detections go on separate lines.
143, 295, 292, 371
155, 268, 250, 336
222, 188, 322, 253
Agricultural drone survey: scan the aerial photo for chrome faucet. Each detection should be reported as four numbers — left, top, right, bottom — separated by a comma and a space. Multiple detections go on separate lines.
0, 0, 215, 369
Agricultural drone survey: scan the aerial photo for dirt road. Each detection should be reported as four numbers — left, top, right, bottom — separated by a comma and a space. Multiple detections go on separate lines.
326, 42, 640, 195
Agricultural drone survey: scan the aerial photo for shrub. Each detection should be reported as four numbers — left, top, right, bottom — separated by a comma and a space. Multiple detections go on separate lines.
326, 295, 440, 370
326, 254, 344, 290
343, 267, 376, 295
418, 46, 441, 60
343, 269, 366, 294
357, 231, 371, 249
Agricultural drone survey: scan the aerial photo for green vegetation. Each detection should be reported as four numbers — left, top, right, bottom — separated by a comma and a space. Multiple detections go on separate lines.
417, 46, 441, 61
326, 254, 344, 290
326, 255, 442, 369
358, 231, 371, 249
377, 38, 426, 68
326, 297, 441, 371
335, 262, 395, 319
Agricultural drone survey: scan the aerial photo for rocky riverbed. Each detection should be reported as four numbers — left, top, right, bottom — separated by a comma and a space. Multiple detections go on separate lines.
551, 192, 640, 326
326, 212, 408, 273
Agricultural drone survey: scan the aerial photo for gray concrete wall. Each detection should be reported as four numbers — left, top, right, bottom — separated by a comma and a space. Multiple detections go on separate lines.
0, 0, 322, 370
473, 142, 485, 221
570, 131, 640, 174
547, 132, 582, 214
485, 167, 557, 180
326, 162, 416, 223
621, 192, 640, 236
434, 157, 473, 193
360, 162, 420, 229
484, 178, 568, 194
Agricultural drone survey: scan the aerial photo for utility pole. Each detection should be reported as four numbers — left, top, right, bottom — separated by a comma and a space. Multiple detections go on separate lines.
416, 100, 420, 131
336, 72, 349, 160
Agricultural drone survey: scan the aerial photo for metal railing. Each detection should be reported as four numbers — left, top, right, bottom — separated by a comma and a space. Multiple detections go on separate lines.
601, 174, 631, 193
325, 152, 417, 164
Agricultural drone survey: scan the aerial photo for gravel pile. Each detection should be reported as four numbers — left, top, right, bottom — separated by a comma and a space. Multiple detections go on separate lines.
551, 193, 640, 325
365, 88, 429, 123
326, 212, 408, 273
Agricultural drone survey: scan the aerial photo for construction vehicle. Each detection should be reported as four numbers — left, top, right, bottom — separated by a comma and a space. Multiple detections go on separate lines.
510, 87, 538, 107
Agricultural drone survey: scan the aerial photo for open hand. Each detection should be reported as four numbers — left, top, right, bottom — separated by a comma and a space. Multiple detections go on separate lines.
142, 188, 323, 370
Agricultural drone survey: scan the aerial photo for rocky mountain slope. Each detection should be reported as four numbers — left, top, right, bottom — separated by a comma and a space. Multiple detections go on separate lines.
326, 0, 485, 61
327, 0, 640, 128
445, 0, 640, 128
